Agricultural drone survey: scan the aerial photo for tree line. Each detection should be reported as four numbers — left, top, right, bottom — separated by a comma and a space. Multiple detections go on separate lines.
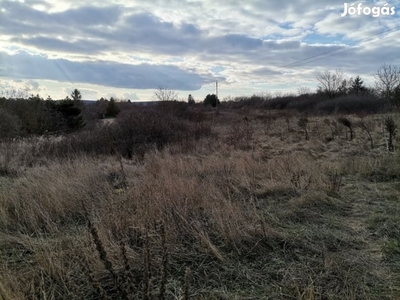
315, 64, 400, 107
0, 90, 84, 139
0, 64, 399, 140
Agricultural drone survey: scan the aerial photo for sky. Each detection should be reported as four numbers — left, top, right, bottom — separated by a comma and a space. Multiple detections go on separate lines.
0, 0, 400, 101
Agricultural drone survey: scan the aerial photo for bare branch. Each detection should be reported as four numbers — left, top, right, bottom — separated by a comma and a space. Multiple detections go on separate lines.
153, 87, 178, 101
316, 70, 344, 98
374, 64, 400, 99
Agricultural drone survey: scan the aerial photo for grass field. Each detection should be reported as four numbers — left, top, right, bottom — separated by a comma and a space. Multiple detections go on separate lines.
0, 105, 399, 299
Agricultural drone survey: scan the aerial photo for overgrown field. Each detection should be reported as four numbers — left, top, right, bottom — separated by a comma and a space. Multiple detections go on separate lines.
1, 104, 399, 299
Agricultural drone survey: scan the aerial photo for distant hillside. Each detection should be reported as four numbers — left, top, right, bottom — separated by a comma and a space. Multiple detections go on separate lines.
82, 100, 159, 106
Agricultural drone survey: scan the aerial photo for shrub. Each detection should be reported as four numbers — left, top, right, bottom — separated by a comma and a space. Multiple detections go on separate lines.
0, 98, 84, 135
285, 95, 319, 112
338, 117, 353, 140
112, 108, 190, 157
297, 118, 309, 140
204, 94, 220, 107
265, 96, 294, 110
0, 108, 22, 139
315, 94, 388, 115
42, 106, 212, 159
156, 101, 189, 118
228, 95, 269, 108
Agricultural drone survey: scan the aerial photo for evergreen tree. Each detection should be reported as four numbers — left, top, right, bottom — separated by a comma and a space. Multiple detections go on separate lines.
188, 94, 195, 105
203, 94, 219, 107
55, 99, 84, 131
392, 84, 400, 107
70, 89, 82, 102
338, 79, 349, 95
349, 76, 367, 94
105, 97, 120, 117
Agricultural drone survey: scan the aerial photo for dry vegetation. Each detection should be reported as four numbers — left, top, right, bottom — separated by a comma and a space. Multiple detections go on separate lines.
0, 103, 399, 299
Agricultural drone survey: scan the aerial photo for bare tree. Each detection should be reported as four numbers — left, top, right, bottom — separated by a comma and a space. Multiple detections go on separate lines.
316, 70, 344, 98
0, 80, 30, 99
374, 64, 400, 100
153, 87, 178, 101
259, 92, 272, 100
297, 86, 311, 96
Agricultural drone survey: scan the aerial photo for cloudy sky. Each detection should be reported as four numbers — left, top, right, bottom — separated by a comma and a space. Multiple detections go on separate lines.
0, 0, 399, 101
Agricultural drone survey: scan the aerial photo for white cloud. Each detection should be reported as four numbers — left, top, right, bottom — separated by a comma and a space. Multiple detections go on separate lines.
121, 92, 139, 100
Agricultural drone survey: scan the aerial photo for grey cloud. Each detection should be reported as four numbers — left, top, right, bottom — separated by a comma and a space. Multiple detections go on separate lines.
1, 1, 47, 23
252, 68, 283, 76
123, 12, 202, 38
0, 51, 215, 90
55, 5, 122, 26
181, 23, 202, 35
125, 13, 173, 30
114, 13, 266, 55
0, 1, 122, 36
0, 1, 348, 62
116, 12, 201, 53
11, 36, 110, 54
2, 2, 282, 59
26, 80, 40, 90
263, 40, 301, 51
223, 34, 263, 50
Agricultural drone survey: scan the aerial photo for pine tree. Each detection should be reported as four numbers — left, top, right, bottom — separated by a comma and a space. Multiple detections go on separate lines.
70, 89, 82, 102
188, 94, 195, 105
349, 76, 367, 94
392, 84, 400, 107
105, 97, 120, 117
203, 94, 219, 107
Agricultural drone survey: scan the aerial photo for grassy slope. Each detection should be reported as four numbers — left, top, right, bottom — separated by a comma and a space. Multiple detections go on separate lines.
0, 108, 399, 299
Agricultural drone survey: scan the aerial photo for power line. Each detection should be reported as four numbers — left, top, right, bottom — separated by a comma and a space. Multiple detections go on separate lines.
281, 26, 400, 68
282, 26, 399, 67
291, 31, 400, 67
284, 27, 399, 68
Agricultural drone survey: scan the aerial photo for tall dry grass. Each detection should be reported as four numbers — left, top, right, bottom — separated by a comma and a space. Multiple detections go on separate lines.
0, 108, 399, 299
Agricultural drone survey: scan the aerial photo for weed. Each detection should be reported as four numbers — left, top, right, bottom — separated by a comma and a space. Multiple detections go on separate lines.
338, 117, 353, 140
327, 170, 342, 192
384, 116, 397, 152
298, 118, 309, 140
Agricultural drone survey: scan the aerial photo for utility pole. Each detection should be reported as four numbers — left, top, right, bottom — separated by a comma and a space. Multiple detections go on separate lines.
215, 81, 218, 114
